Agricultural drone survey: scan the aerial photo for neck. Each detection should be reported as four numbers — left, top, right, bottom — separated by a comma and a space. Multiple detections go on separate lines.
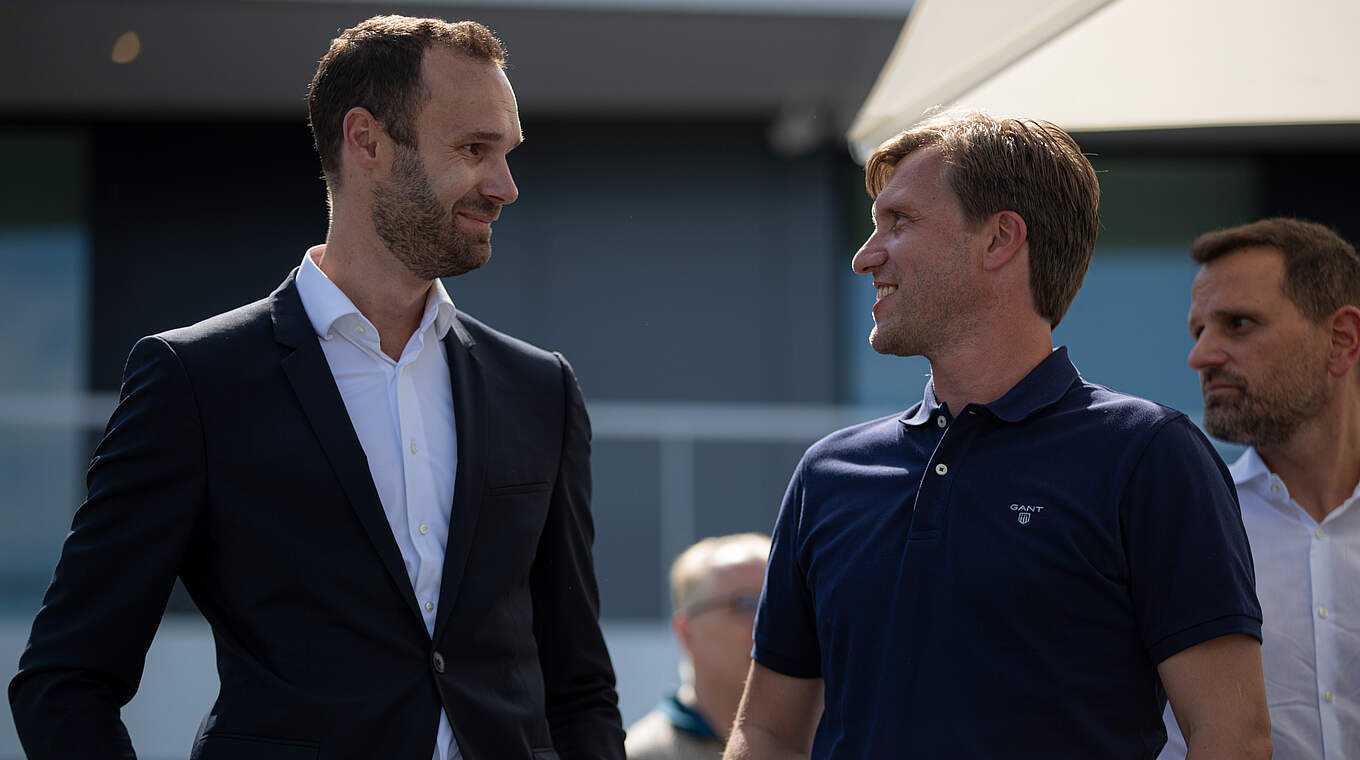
316, 215, 432, 361
926, 318, 1054, 414
1255, 386, 1360, 522
682, 673, 743, 742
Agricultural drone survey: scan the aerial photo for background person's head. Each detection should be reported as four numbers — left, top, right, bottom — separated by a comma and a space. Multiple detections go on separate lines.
862, 112, 1100, 331
1187, 217, 1360, 447
669, 533, 771, 737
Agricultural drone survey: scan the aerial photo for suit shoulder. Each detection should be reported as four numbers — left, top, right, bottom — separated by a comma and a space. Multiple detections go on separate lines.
455, 311, 567, 372
151, 295, 274, 350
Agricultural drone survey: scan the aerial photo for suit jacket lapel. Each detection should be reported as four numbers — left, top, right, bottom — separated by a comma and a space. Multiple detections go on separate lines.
270, 273, 426, 629
434, 316, 487, 641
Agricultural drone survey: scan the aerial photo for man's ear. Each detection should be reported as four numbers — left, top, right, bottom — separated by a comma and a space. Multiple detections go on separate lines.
341, 106, 385, 174
1325, 304, 1360, 378
981, 210, 1028, 272
672, 613, 695, 658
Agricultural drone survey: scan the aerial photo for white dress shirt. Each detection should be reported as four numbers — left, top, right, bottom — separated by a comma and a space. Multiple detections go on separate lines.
295, 247, 461, 760
1160, 447, 1360, 759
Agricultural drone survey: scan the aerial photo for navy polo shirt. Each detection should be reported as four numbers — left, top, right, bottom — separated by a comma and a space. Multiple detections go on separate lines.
753, 347, 1261, 759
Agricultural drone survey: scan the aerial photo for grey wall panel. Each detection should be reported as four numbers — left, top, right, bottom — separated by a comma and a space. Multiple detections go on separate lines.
693, 440, 808, 541
590, 438, 664, 619
447, 121, 845, 404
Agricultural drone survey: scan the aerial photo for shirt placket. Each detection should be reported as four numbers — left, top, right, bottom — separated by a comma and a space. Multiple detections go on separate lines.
912, 408, 976, 536
396, 341, 441, 636
1310, 509, 1342, 757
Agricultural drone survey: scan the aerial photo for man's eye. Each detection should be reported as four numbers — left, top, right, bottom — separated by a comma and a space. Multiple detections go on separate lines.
1229, 316, 1253, 330
462, 144, 482, 156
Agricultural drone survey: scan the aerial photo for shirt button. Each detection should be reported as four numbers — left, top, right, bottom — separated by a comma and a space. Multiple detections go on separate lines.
418, 523, 429, 535
935, 463, 948, 476
1324, 690, 1335, 703
424, 601, 435, 613
1315, 526, 1325, 539
356, 325, 366, 334
409, 442, 418, 454
432, 651, 445, 674
1270, 482, 1282, 494
936, 415, 947, 428
1318, 606, 1329, 620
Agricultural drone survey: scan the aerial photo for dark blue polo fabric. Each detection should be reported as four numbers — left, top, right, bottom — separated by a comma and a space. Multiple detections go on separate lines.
753, 347, 1261, 759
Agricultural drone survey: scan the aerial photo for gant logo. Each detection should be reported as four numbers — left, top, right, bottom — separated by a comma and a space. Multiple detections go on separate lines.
1010, 503, 1046, 525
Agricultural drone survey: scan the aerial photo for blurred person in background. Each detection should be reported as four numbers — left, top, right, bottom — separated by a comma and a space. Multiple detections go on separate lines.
8, 15, 623, 760
725, 112, 1270, 760
627, 533, 771, 760
1161, 217, 1360, 759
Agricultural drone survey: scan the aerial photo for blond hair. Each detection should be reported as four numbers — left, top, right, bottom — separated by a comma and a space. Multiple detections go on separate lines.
669, 533, 771, 614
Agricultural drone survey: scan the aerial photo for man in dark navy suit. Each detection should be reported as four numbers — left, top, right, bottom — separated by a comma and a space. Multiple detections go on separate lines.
10, 15, 624, 760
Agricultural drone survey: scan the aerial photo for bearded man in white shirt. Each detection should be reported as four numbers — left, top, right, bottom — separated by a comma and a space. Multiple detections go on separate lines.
1162, 217, 1360, 759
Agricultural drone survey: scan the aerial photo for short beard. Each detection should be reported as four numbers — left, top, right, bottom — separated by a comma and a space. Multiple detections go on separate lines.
371, 144, 495, 280
1201, 367, 1328, 447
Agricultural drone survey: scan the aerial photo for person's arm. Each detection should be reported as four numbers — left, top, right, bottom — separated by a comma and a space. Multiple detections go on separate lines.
1159, 633, 1271, 760
8, 336, 206, 760
531, 354, 625, 759
724, 662, 823, 760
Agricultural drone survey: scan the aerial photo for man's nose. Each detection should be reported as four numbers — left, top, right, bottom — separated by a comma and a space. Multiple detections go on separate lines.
851, 233, 885, 274
1187, 331, 1226, 372
482, 156, 518, 206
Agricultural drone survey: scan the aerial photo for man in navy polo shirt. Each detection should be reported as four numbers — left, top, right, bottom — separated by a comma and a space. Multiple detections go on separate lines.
723, 113, 1271, 759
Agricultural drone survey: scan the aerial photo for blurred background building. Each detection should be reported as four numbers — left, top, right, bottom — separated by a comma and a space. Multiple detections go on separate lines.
2, 0, 1357, 757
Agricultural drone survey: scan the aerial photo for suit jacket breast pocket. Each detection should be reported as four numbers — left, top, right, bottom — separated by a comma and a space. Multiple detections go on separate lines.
489, 481, 551, 497
191, 734, 320, 760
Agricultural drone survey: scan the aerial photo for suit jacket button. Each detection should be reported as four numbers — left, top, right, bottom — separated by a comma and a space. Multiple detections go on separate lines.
432, 651, 446, 674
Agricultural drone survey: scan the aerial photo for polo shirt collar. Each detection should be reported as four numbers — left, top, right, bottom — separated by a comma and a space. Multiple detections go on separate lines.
984, 346, 1080, 423
296, 246, 457, 342
900, 346, 1079, 427
901, 379, 945, 426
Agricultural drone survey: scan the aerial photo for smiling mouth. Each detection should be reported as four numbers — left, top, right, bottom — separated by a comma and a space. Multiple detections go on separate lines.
875, 284, 897, 301
457, 211, 494, 225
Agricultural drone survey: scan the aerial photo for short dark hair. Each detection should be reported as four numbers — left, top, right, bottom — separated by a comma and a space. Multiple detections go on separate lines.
308, 15, 507, 190
1190, 217, 1360, 323
865, 112, 1101, 328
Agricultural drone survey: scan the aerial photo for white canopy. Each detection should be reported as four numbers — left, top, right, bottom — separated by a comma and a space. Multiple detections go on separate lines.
847, 0, 1360, 162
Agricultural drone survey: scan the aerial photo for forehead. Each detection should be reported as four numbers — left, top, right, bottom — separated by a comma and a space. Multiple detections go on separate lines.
694, 556, 766, 598
874, 147, 950, 211
416, 46, 521, 137
1191, 245, 1287, 303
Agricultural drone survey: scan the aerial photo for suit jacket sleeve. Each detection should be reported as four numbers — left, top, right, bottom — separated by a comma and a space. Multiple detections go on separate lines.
530, 354, 625, 759
9, 336, 207, 760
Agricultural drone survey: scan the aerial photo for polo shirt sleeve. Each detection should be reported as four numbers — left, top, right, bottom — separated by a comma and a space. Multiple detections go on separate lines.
752, 460, 822, 679
1121, 415, 1262, 665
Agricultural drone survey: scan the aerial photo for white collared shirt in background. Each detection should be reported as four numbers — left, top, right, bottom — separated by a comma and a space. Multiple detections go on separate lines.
296, 247, 461, 760
1160, 447, 1360, 759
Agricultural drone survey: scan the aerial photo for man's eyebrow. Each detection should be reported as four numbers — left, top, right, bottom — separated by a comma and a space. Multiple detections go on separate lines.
453, 130, 524, 148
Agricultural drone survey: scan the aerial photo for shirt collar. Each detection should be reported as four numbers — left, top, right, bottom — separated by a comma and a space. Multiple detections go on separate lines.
900, 346, 1080, 427
658, 693, 720, 741
295, 246, 457, 342
1229, 447, 1271, 488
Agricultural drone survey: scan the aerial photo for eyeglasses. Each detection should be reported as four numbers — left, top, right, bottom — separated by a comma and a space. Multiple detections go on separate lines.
683, 593, 761, 618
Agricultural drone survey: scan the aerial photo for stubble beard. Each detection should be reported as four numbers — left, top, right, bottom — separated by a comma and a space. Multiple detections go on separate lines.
372, 144, 496, 281
1201, 357, 1329, 447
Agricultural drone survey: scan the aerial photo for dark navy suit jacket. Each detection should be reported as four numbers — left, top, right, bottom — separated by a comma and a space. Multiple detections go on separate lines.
10, 272, 624, 760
